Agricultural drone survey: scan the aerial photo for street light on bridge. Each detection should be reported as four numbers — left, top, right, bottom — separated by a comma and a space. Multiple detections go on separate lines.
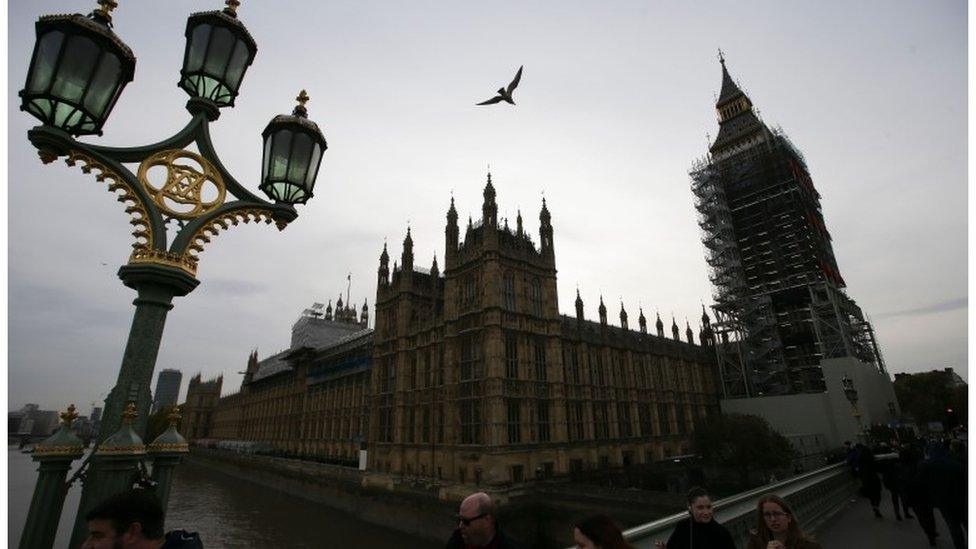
17, 1, 327, 547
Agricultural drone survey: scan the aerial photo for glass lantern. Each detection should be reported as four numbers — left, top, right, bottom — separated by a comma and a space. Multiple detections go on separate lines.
19, 6, 135, 136
179, 2, 257, 108
259, 90, 327, 205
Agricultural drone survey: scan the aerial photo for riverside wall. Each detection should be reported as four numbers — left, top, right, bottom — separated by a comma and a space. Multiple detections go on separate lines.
185, 448, 685, 549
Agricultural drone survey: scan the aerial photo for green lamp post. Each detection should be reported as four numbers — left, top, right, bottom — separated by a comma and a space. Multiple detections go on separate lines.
19, 405, 86, 549
17, 0, 327, 545
70, 404, 148, 547
147, 406, 191, 512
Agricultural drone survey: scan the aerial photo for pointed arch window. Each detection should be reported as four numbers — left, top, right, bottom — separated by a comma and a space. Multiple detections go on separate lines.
504, 271, 517, 310
530, 278, 544, 316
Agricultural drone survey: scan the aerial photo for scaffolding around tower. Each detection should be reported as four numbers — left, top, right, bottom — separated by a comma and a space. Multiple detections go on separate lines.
691, 129, 886, 398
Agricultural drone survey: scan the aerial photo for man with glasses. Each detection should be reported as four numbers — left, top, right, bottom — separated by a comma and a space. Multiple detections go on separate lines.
445, 492, 522, 548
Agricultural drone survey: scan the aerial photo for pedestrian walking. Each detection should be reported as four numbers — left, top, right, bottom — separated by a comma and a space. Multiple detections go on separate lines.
654, 486, 736, 549
917, 441, 966, 549
877, 442, 912, 520
904, 441, 939, 547
745, 494, 821, 549
445, 492, 522, 549
854, 443, 883, 518
573, 515, 633, 549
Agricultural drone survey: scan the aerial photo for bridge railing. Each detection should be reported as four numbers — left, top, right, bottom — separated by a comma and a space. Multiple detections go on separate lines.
604, 461, 858, 549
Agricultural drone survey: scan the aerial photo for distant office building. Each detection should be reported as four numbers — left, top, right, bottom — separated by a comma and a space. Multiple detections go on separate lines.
90, 406, 102, 424
152, 369, 183, 413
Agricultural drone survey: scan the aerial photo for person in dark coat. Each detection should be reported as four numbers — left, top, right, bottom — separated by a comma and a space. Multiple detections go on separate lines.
855, 443, 883, 518
903, 441, 939, 547
81, 489, 203, 549
654, 486, 736, 549
878, 442, 912, 520
745, 493, 821, 549
917, 441, 966, 549
445, 492, 522, 549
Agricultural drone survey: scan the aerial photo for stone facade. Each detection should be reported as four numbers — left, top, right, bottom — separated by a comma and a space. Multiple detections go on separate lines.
368, 177, 721, 486
182, 373, 222, 440
204, 303, 373, 465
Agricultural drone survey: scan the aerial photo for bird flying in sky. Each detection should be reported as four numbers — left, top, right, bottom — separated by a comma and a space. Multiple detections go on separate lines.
477, 65, 523, 106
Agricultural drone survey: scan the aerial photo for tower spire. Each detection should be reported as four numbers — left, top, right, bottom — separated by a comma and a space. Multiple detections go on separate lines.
575, 288, 584, 321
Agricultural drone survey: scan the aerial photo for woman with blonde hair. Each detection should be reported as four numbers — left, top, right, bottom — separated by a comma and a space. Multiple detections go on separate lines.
746, 494, 821, 549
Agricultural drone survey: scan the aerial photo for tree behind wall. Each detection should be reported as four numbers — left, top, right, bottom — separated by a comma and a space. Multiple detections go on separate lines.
692, 413, 795, 487
893, 371, 967, 427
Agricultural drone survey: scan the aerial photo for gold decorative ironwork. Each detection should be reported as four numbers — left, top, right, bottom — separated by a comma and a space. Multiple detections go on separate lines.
65, 151, 153, 250
147, 441, 189, 453
61, 404, 79, 426
95, 0, 118, 21
97, 444, 146, 455
224, 0, 241, 16
121, 402, 137, 424
129, 247, 198, 276
34, 445, 85, 456
137, 149, 226, 220
184, 206, 285, 262
38, 150, 59, 164
168, 406, 182, 426
294, 89, 309, 117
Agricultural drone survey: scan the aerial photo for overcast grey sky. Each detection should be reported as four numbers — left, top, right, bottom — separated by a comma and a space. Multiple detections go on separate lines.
7, 1, 967, 413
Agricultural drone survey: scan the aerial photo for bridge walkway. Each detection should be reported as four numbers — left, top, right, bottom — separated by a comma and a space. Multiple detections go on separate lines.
817, 491, 964, 548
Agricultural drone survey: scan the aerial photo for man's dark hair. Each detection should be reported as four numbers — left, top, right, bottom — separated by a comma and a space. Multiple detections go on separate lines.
85, 489, 165, 539
685, 486, 710, 504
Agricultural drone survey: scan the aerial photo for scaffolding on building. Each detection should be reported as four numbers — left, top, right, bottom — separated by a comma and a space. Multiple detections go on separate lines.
691, 130, 886, 398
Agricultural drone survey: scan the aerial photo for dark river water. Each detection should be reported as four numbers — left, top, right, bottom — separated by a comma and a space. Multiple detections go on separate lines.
8, 446, 437, 548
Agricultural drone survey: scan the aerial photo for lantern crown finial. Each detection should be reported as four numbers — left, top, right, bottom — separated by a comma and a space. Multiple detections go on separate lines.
94, 0, 118, 23
122, 402, 138, 424
294, 89, 310, 117
224, 0, 241, 17
168, 406, 183, 427
60, 404, 79, 426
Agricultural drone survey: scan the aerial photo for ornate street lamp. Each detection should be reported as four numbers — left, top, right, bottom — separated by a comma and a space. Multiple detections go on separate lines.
260, 90, 328, 204
17, 2, 327, 547
841, 375, 859, 406
19, 0, 135, 136
179, 0, 256, 107
841, 375, 865, 442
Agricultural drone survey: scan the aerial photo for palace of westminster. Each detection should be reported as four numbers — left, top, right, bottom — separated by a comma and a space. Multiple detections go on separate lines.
180, 58, 895, 488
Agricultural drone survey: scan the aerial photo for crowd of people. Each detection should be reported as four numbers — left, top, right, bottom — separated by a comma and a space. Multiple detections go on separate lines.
78, 436, 966, 549
845, 436, 967, 548
448, 485, 825, 549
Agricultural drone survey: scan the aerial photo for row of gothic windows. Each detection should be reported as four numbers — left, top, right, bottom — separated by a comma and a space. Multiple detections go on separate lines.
503, 271, 545, 316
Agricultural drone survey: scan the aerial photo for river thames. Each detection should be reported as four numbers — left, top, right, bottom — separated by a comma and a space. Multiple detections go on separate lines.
8, 447, 436, 548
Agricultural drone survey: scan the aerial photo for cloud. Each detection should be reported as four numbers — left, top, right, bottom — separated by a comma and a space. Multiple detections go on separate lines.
874, 297, 967, 319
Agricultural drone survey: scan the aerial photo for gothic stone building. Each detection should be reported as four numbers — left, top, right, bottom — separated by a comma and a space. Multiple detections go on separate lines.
182, 373, 223, 440
203, 300, 373, 465
370, 176, 721, 486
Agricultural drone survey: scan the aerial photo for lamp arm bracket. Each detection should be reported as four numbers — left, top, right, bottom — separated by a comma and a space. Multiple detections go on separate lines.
168, 200, 298, 262
60, 148, 167, 253
193, 120, 264, 203
81, 112, 208, 164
